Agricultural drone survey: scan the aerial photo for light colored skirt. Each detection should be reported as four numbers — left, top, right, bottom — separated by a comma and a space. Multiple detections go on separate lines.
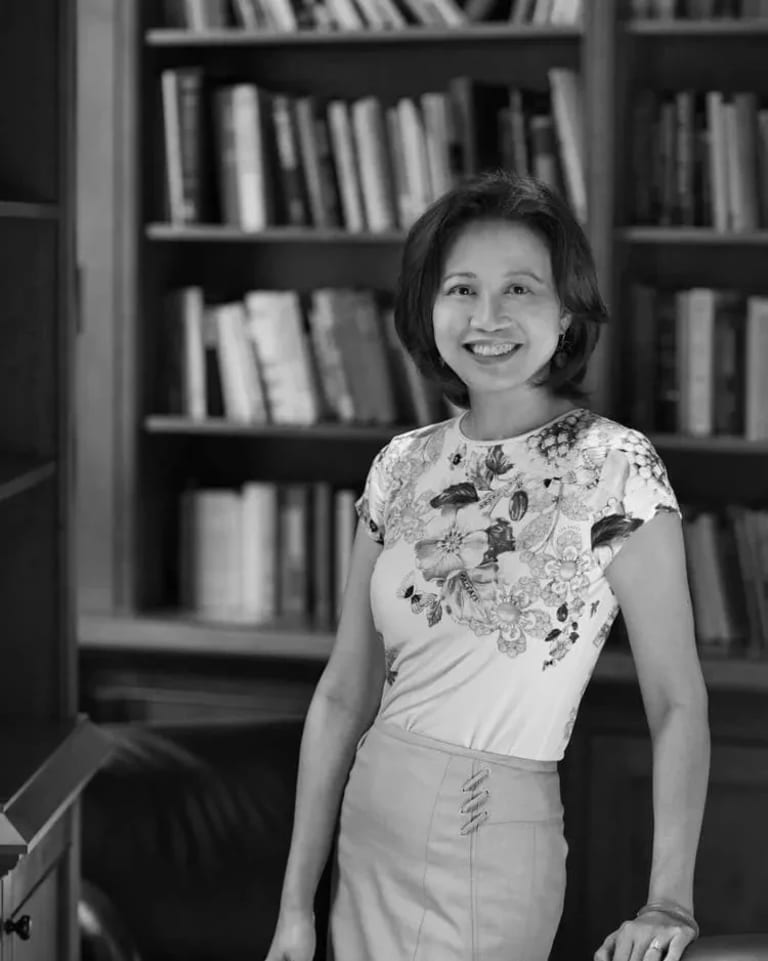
327, 718, 567, 961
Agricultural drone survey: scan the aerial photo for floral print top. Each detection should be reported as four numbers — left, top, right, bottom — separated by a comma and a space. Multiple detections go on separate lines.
355, 408, 681, 761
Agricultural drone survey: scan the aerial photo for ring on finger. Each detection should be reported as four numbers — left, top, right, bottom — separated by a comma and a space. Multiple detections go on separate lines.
649, 938, 664, 954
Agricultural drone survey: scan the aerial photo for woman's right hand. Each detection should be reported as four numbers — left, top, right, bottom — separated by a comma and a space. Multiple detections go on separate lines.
263, 907, 316, 961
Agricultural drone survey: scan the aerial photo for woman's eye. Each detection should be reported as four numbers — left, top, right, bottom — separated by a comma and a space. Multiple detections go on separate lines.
447, 285, 473, 296
507, 284, 529, 295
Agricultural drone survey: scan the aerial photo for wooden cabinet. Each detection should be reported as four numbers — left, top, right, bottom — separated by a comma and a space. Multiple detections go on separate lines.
0, 1, 112, 957
2, 834, 67, 961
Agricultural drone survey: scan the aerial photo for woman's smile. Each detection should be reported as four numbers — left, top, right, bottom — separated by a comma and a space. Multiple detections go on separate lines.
463, 340, 524, 362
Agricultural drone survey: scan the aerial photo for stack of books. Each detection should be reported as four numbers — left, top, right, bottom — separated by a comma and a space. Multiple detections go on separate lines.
161, 285, 454, 427
179, 481, 358, 628
627, 285, 768, 439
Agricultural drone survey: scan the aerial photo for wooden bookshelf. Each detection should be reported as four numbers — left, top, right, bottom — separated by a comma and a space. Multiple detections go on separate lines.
77, 0, 611, 622
77, 0, 768, 653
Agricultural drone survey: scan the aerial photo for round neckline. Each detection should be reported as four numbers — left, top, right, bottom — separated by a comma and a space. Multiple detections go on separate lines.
455, 407, 585, 446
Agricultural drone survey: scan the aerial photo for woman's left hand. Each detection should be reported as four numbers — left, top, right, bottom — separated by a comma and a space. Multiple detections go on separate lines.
594, 910, 697, 961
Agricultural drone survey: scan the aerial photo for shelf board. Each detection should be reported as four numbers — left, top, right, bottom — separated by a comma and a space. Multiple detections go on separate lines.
0, 456, 55, 504
146, 24, 581, 47
650, 434, 768, 454
144, 415, 404, 442
145, 419, 768, 454
79, 613, 335, 660
628, 18, 768, 35
0, 201, 59, 220
147, 223, 406, 243
620, 227, 768, 245
595, 649, 768, 693
79, 614, 768, 691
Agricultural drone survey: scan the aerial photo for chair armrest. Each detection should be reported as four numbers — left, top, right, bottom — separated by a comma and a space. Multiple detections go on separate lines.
684, 935, 768, 960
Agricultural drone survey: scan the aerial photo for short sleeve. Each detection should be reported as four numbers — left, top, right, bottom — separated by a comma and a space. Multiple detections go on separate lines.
591, 431, 681, 571
355, 442, 392, 545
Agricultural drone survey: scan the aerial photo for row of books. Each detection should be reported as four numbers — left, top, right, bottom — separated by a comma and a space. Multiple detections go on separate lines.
629, 0, 768, 16
627, 286, 768, 439
179, 482, 768, 662
683, 506, 768, 660
161, 70, 586, 229
179, 482, 358, 626
632, 89, 768, 231
163, 286, 450, 426
161, 0, 582, 30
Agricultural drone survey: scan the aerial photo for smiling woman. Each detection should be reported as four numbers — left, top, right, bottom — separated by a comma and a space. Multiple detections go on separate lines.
264, 172, 710, 961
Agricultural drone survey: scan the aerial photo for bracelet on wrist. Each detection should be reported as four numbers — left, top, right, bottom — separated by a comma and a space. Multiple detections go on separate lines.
636, 901, 700, 940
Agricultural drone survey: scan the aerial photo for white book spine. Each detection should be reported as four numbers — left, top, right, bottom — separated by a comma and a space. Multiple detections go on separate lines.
397, 98, 433, 217
684, 287, 715, 436
214, 304, 256, 422
421, 93, 453, 200
181, 489, 243, 620
178, 287, 208, 420
706, 91, 731, 232
160, 71, 186, 223
548, 68, 587, 224
745, 296, 768, 440
351, 97, 396, 232
231, 85, 269, 230
246, 291, 319, 424
241, 482, 279, 621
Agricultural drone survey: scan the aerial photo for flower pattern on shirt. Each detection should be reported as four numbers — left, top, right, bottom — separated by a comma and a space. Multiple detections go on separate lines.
357, 410, 679, 674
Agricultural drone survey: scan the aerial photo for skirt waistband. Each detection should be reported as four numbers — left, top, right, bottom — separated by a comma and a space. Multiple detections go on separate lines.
371, 717, 557, 774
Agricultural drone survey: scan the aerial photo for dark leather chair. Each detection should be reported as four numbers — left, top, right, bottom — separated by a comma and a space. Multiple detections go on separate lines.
79, 716, 767, 961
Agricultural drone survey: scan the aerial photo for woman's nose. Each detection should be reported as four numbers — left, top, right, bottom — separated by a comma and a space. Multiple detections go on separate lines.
469, 295, 507, 330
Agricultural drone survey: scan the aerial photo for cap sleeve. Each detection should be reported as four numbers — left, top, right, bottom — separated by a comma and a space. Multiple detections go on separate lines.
591, 431, 681, 571
355, 441, 393, 545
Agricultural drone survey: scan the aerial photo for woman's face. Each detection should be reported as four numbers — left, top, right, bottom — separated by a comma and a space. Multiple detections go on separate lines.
432, 218, 569, 402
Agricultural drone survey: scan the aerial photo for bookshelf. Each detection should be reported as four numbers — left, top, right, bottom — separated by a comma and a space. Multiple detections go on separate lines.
75, 0, 768, 666
0, 1, 111, 958
77, 0, 615, 627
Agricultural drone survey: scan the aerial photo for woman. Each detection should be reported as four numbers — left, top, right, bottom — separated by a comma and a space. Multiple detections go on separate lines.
264, 171, 710, 961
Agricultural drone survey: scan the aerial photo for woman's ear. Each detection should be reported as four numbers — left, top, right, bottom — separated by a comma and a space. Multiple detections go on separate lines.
559, 313, 572, 336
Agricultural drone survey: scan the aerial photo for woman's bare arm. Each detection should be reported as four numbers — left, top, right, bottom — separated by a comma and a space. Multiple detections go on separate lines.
606, 511, 710, 912
277, 522, 386, 915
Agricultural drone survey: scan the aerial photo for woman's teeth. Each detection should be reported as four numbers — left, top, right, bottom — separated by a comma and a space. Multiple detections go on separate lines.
467, 342, 519, 357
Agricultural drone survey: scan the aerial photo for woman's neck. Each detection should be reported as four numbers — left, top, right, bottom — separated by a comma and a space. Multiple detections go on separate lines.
461, 392, 577, 441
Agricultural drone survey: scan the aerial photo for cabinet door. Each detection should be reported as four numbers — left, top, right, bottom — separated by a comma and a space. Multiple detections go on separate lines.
3, 864, 61, 961
585, 735, 768, 948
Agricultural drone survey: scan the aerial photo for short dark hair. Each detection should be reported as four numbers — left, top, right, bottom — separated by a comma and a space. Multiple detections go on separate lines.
393, 170, 609, 407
